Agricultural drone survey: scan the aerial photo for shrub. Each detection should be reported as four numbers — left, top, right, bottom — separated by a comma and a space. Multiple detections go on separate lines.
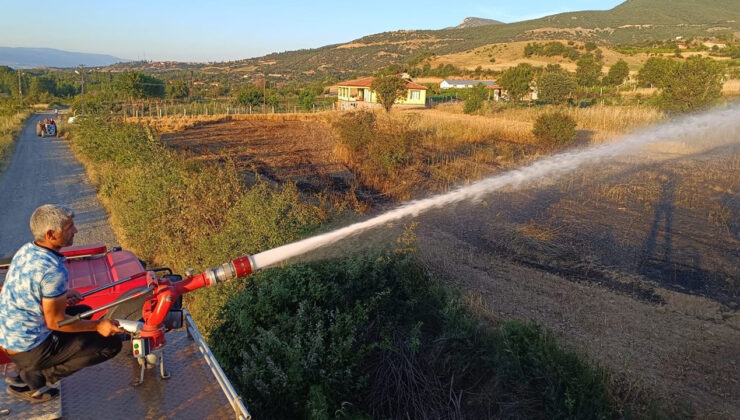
494, 321, 614, 419
211, 251, 447, 418
332, 111, 421, 179
211, 249, 620, 419
463, 83, 487, 114
533, 112, 577, 149
332, 110, 376, 152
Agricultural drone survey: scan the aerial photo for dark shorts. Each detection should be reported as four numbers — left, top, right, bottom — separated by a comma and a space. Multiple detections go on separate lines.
7, 306, 122, 390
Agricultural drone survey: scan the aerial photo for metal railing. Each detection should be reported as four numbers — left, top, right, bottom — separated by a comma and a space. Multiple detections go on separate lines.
183, 309, 251, 420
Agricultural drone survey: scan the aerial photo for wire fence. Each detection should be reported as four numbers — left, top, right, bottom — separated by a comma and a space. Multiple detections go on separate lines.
121, 99, 336, 118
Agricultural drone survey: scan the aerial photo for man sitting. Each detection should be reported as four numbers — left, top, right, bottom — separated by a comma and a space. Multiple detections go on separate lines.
0, 204, 123, 403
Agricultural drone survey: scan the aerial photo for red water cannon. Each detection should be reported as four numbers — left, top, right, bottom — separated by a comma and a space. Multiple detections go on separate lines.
139, 255, 256, 349
59, 254, 257, 385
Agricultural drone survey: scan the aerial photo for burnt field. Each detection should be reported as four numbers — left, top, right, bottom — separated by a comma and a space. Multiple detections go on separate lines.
161, 115, 739, 416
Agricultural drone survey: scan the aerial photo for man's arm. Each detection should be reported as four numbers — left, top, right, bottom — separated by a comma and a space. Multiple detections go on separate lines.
42, 296, 123, 336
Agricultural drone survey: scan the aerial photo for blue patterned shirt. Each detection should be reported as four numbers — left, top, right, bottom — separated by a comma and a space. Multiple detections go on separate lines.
0, 242, 68, 352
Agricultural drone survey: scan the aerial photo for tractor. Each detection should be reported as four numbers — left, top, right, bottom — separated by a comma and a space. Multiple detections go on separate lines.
36, 119, 57, 138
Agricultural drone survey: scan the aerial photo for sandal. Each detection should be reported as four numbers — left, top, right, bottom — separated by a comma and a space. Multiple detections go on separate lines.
5, 385, 59, 404
3, 375, 25, 387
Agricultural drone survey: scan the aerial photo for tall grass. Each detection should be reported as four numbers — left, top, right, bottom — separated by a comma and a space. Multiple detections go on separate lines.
0, 110, 31, 170
431, 102, 663, 142
328, 104, 662, 200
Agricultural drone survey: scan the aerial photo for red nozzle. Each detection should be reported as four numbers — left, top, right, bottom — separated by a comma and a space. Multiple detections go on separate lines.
231, 255, 254, 278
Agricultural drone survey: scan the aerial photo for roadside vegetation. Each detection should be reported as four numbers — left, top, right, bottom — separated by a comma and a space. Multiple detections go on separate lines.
0, 102, 31, 171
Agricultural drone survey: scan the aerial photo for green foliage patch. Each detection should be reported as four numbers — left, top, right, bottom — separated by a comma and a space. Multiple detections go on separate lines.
212, 250, 619, 419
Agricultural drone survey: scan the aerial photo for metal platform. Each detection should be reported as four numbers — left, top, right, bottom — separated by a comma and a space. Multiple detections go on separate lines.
1, 365, 61, 420
1, 311, 249, 420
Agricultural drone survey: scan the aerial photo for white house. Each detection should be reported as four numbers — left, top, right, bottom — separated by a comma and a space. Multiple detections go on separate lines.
440, 79, 504, 101
440, 79, 498, 89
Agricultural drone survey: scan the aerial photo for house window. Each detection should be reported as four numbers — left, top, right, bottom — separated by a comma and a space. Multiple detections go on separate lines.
411, 91, 420, 100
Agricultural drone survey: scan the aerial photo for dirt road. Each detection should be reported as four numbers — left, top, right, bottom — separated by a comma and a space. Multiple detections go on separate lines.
0, 113, 116, 258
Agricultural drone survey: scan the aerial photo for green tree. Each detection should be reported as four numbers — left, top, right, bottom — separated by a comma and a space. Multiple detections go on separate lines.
637, 57, 677, 88
575, 54, 602, 87
659, 56, 725, 114
235, 86, 263, 107
29, 75, 57, 97
115, 71, 164, 100
537, 70, 576, 104
166, 80, 189, 99
463, 83, 487, 114
603, 59, 629, 86
499, 63, 534, 102
298, 89, 316, 111
370, 70, 407, 112
265, 90, 280, 108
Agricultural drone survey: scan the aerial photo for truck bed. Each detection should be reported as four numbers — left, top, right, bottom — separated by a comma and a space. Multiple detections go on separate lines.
1, 312, 249, 420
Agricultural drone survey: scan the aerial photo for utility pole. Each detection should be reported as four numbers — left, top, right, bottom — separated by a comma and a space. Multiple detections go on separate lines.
17, 70, 22, 107
75, 65, 86, 114
188, 70, 193, 102
81, 66, 85, 114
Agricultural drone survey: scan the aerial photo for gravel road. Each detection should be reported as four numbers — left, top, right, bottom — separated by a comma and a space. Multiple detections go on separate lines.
0, 113, 117, 258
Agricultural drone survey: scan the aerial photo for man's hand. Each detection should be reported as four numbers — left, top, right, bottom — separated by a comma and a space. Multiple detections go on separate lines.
66, 289, 83, 305
96, 319, 125, 337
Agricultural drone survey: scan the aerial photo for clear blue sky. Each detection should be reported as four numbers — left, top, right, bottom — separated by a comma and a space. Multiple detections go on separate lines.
1, 0, 624, 62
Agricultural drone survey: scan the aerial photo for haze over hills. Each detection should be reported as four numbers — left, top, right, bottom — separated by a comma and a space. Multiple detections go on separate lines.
0, 47, 128, 69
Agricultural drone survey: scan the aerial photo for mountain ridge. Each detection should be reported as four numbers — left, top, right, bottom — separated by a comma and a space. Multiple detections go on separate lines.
455, 17, 503, 29
0, 47, 128, 69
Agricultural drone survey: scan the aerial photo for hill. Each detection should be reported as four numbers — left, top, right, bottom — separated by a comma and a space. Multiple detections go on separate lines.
455, 17, 503, 29
199, 0, 740, 80
0, 47, 128, 69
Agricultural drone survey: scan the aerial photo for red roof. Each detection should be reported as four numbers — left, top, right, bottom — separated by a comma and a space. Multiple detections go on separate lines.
339, 77, 375, 87
338, 77, 428, 90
